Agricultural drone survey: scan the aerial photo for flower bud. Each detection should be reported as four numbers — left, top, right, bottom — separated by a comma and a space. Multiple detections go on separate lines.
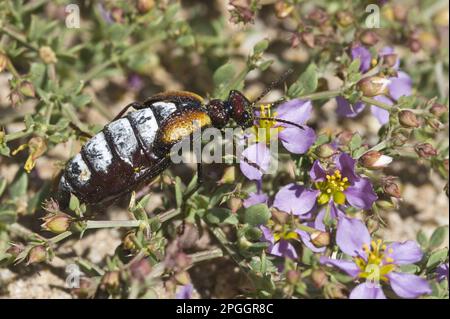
382, 54, 398, 68
100, 271, 121, 294
308, 8, 329, 25
430, 103, 448, 117
130, 258, 152, 281
41, 212, 73, 234
382, 177, 401, 198
274, 1, 294, 19
310, 231, 330, 248
336, 130, 354, 146
9, 90, 22, 107
39, 46, 57, 64
315, 143, 336, 158
311, 269, 328, 288
409, 38, 421, 53
136, 0, 154, 14
300, 31, 315, 48
336, 11, 354, 27
19, 81, 35, 98
27, 245, 47, 265
383, 182, 402, 198
360, 30, 379, 46
6, 243, 24, 259
0, 52, 8, 72
360, 151, 393, 169
415, 143, 437, 158
398, 110, 420, 128
71, 277, 95, 299
377, 200, 396, 210
286, 270, 300, 285
357, 76, 390, 97
227, 196, 243, 213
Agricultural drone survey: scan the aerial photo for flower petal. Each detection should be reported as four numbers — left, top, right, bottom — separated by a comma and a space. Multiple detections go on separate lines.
344, 177, 378, 210
269, 240, 298, 259
436, 263, 449, 282
273, 183, 319, 216
260, 225, 275, 244
276, 99, 312, 126
336, 96, 365, 118
310, 160, 327, 181
334, 152, 359, 184
176, 284, 193, 299
385, 240, 423, 265
320, 256, 360, 277
336, 216, 371, 257
240, 142, 271, 180
243, 192, 269, 208
279, 126, 316, 154
387, 272, 432, 299
351, 45, 372, 72
349, 282, 387, 299
389, 71, 412, 101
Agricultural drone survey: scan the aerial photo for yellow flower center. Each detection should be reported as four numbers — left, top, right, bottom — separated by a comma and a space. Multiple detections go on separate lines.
354, 239, 396, 282
273, 230, 299, 242
251, 104, 283, 143
315, 170, 350, 205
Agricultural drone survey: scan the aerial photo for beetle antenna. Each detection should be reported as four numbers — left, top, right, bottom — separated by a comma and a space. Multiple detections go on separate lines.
254, 117, 304, 130
251, 68, 293, 105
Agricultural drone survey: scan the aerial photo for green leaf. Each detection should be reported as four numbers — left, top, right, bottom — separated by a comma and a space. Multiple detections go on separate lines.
429, 226, 449, 249
348, 59, 361, 75
399, 264, 420, 274
176, 35, 195, 47
416, 230, 429, 250
0, 209, 17, 225
253, 39, 269, 55
244, 226, 263, 241
213, 63, 235, 87
8, 171, 28, 199
287, 63, 318, 98
244, 204, 270, 226
426, 248, 449, 268
349, 133, 362, 151
206, 208, 238, 225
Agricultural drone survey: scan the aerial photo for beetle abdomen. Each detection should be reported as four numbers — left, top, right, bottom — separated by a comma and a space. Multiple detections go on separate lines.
59, 103, 177, 205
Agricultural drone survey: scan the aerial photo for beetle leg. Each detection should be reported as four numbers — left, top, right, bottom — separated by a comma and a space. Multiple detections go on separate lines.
112, 101, 145, 121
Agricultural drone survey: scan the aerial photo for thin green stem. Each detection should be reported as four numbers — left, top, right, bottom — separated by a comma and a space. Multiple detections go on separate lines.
0, 25, 39, 52
4, 129, 33, 142
296, 223, 319, 234
299, 89, 342, 101
48, 231, 73, 244
188, 248, 223, 264
159, 208, 182, 223
360, 96, 394, 111
85, 220, 142, 229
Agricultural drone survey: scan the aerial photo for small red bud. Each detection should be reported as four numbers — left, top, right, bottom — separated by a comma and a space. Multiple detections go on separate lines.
27, 245, 47, 265
310, 231, 330, 248
415, 143, 437, 158
357, 76, 390, 97
311, 269, 328, 288
398, 110, 420, 128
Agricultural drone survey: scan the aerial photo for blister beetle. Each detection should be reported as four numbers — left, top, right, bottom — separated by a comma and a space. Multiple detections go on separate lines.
57, 71, 301, 208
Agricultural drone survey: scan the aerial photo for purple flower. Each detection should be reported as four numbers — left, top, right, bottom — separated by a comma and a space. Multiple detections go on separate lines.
320, 216, 432, 299
351, 45, 372, 73
337, 46, 413, 125
436, 263, 449, 282
240, 99, 316, 180
260, 225, 299, 259
176, 284, 193, 299
310, 152, 377, 211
